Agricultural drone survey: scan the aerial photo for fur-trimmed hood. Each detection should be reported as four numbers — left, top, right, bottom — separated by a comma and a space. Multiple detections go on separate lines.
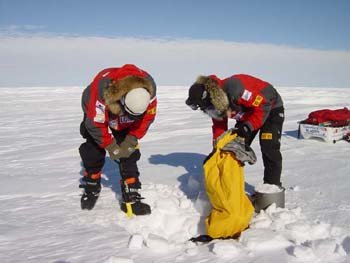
104, 75, 155, 115
194, 75, 229, 112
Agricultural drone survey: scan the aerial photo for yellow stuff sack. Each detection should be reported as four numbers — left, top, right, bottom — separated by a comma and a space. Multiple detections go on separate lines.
203, 132, 254, 238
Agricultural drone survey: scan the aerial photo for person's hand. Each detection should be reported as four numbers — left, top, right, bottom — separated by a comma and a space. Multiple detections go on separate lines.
106, 135, 138, 160
235, 122, 252, 141
106, 140, 121, 160
118, 135, 138, 158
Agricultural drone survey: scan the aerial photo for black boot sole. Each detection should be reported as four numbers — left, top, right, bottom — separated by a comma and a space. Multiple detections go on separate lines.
81, 193, 99, 210
120, 201, 151, 216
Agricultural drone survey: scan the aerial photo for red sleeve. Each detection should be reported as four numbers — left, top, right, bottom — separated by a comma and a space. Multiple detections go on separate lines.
129, 98, 157, 139
82, 81, 114, 149
230, 74, 273, 131
238, 95, 271, 131
212, 117, 228, 140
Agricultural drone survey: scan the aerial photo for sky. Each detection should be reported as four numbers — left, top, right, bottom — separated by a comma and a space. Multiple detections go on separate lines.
1, 0, 350, 87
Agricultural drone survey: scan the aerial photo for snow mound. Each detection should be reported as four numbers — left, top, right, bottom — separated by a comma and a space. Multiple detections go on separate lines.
146, 233, 176, 252
115, 184, 202, 249
103, 257, 134, 263
292, 239, 346, 261
246, 203, 348, 260
113, 182, 349, 262
212, 240, 246, 258
240, 228, 292, 250
292, 245, 316, 261
128, 234, 144, 249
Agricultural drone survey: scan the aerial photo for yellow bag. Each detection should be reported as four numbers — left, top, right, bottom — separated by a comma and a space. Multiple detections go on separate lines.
203, 132, 254, 238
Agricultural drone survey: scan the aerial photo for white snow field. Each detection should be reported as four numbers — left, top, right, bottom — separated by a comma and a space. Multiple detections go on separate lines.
0, 86, 350, 263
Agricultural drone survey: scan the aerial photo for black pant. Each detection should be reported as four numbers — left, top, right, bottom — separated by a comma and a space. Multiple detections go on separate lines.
79, 121, 141, 186
245, 107, 284, 186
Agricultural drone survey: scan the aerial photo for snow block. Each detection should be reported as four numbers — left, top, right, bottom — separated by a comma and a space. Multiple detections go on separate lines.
212, 240, 244, 258
128, 234, 144, 249
104, 257, 134, 263
240, 228, 292, 251
146, 234, 174, 252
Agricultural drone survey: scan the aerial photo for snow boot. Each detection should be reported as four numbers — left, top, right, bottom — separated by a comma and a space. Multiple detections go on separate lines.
79, 172, 101, 210
120, 178, 151, 216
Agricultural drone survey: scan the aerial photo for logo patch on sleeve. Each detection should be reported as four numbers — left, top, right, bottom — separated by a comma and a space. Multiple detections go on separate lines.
94, 101, 106, 123
147, 107, 156, 115
252, 95, 263, 106
261, 133, 273, 140
241, 90, 252, 101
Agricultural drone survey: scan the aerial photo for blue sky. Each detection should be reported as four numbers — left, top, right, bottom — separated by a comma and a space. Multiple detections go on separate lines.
1, 0, 350, 87
1, 0, 350, 50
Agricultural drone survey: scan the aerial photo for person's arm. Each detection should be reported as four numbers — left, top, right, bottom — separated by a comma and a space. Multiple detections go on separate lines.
128, 97, 157, 139
82, 84, 114, 148
237, 94, 271, 131
212, 117, 228, 141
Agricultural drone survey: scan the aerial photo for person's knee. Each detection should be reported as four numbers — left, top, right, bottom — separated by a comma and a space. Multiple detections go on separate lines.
80, 142, 104, 157
119, 150, 141, 178
80, 142, 106, 170
125, 149, 141, 162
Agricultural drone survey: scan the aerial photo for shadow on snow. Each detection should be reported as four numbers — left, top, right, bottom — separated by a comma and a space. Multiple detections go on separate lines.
149, 152, 207, 199
148, 152, 254, 198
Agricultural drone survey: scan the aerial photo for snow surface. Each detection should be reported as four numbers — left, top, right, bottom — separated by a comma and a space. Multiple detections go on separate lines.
255, 183, 283, 194
0, 86, 350, 263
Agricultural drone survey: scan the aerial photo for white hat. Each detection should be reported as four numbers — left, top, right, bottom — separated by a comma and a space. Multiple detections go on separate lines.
123, 88, 151, 116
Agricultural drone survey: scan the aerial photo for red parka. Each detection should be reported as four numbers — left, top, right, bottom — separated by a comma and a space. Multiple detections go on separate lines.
210, 74, 283, 139
81, 64, 157, 148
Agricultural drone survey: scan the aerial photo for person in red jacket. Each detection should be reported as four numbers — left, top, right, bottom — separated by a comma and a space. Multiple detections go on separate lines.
79, 64, 157, 215
186, 74, 284, 187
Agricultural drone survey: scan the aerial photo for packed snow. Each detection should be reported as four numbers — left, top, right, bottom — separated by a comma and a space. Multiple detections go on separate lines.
0, 86, 350, 263
255, 183, 284, 194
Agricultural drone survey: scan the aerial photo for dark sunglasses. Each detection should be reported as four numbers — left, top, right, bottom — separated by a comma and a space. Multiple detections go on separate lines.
186, 98, 201, 110
186, 98, 213, 112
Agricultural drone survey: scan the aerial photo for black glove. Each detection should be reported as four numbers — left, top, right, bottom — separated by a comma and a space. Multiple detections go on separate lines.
235, 122, 252, 141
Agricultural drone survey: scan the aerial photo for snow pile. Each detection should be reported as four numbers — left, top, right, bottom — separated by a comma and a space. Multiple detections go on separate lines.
104, 257, 134, 263
294, 239, 346, 260
115, 183, 203, 251
211, 240, 246, 258
127, 234, 144, 249
115, 181, 348, 261
244, 203, 348, 260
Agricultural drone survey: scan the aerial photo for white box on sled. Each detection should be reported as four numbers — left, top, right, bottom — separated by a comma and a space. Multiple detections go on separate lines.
299, 123, 350, 143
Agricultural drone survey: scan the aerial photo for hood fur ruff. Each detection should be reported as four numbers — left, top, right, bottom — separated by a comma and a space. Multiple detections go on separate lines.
104, 75, 154, 115
195, 76, 229, 112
